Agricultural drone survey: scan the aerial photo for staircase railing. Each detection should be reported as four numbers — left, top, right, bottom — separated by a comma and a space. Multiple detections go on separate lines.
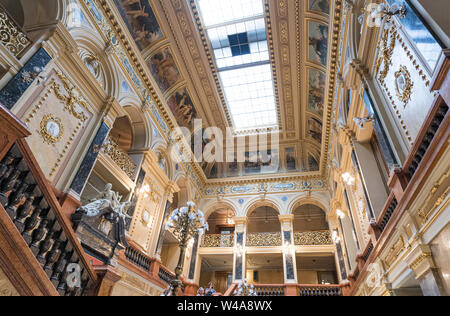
0, 104, 97, 296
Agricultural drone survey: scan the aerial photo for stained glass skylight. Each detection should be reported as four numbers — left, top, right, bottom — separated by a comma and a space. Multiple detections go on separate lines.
196, 0, 278, 132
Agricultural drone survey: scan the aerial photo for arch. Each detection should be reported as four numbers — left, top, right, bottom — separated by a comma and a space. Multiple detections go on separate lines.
152, 144, 173, 180
244, 197, 282, 217
288, 195, 329, 216
173, 175, 191, 207
72, 27, 121, 99
203, 200, 238, 221
292, 204, 329, 232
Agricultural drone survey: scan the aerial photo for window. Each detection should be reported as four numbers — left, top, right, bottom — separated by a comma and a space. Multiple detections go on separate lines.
197, 0, 278, 133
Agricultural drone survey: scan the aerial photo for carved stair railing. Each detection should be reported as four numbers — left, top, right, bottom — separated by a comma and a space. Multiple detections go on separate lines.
0, 104, 97, 296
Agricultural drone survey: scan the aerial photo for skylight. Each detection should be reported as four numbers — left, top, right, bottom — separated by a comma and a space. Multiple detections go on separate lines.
197, 0, 278, 132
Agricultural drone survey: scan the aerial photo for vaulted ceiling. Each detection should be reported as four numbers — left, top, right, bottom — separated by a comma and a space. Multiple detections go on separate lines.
111, 0, 342, 182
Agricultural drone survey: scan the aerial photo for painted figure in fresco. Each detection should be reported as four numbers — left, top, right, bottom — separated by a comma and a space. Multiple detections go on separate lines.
308, 117, 323, 143
150, 49, 180, 91
117, 0, 163, 49
310, 0, 330, 14
286, 148, 296, 170
309, 70, 326, 115
173, 90, 197, 127
309, 24, 329, 66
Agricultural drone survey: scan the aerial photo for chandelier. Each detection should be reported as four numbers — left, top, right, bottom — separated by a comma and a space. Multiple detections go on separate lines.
234, 279, 258, 296
165, 201, 209, 295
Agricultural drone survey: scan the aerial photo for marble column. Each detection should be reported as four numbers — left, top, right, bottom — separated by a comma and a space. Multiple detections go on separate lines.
352, 141, 389, 219
69, 122, 110, 196
233, 217, 247, 283
279, 215, 297, 284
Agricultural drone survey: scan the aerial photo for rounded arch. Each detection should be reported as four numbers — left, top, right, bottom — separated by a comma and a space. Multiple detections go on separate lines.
244, 198, 282, 217
203, 200, 238, 221
172, 175, 192, 207
72, 27, 121, 99
152, 144, 173, 180
288, 196, 329, 216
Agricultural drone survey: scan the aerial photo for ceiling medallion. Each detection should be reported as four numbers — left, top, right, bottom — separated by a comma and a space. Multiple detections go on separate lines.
394, 65, 413, 106
39, 114, 64, 145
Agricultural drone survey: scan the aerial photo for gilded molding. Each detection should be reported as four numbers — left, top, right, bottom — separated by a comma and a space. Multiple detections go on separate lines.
409, 252, 432, 271
394, 65, 413, 106
38, 114, 64, 145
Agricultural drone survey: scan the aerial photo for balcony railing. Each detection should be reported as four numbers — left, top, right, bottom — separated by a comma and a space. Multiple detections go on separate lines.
246, 232, 282, 247
103, 137, 136, 178
0, 4, 32, 58
254, 285, 285, 296
201, 234, 234, 248
226, 284, 343, 296
298, 285, 342, 296
293, 230, 333, 246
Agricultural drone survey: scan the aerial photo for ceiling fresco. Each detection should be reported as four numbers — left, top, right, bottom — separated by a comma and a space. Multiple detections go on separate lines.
109, 0, 340, 182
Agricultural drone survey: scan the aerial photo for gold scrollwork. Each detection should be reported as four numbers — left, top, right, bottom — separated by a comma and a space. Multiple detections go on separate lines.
38, 114, 64, 145
376, 27, 397, 81
293, 230, 332, 245
246, 232, 282, 247
0, 6, 31, 57
201, 234, 234, 248
52, 71, 88, 122
394, 65, 413, 106
103, 137, 137, 178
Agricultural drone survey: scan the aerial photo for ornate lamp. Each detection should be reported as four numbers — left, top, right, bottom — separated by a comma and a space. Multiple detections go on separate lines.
359, 2, 406, 27
165, 201, 208, 296
234, 279, 257, 297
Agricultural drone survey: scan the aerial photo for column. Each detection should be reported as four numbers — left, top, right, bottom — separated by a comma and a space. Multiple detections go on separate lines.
352, 141, 389, 219
233, 217, 247, 283
405, 244, 446, 296
154, 182, 177, 258
279, 215, 298, 295
67, 99, 117, 202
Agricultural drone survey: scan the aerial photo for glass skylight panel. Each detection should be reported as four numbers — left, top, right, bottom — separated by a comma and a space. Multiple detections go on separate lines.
197, 0, 264, 28
196, 0, 278, 132
220, 64, 277, 130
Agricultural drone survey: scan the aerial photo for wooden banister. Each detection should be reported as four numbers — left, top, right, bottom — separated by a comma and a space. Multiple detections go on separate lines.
0, 104, 97, 295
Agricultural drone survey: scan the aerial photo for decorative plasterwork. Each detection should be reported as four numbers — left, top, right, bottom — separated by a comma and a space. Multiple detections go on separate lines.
394, 65, 413, 106
82, 0, 206, 192
91, 0, 345, 192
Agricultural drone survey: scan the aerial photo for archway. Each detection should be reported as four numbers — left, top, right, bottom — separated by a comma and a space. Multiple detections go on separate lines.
293, 204, 329, 232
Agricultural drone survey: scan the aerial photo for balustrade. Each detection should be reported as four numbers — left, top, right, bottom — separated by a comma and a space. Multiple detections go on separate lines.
298, 285, 342, 296
293, 230, 333, 245
201, 234, 234, 247
254, 285, 285, 296
103, 137, 136, 178
158, 265, 176, 285
124, 246, 151, 272
0, 143, 96, 295
246, 232, 282, 247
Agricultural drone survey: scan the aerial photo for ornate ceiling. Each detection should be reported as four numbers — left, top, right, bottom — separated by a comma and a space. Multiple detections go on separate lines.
109, 0, 343, 183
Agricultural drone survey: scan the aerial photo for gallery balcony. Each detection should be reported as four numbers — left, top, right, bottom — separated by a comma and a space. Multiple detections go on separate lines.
201, 233, 234, 248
